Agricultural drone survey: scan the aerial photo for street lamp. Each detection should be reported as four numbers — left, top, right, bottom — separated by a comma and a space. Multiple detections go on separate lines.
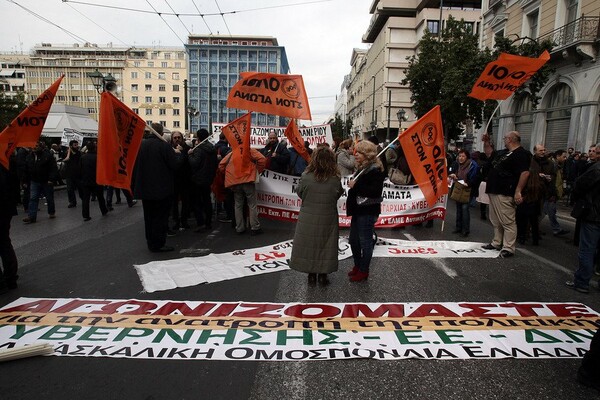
186, 105, 199, 134
397, 108, 407, 133
86, 68, 117, 93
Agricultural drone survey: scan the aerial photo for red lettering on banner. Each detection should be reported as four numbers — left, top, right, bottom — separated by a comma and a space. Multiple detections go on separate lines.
152, 302, 218, 316
409, 304, 459, 318
459, 303, 508, 317
0, 299, 58, 314
52, 300, 112, 314
231, 303, 285, 318
341, 304, 405, 318
92, 300, 158, 315
284, 304, 340, 319
546, 304, 597, 317
500, 303, 545, 317
255, 251, 286, 261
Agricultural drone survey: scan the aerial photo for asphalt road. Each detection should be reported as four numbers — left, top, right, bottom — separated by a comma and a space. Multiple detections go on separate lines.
0, 189, 598, 400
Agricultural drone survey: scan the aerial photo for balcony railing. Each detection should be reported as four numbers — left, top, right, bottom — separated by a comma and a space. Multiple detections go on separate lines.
538, 15, 600, 49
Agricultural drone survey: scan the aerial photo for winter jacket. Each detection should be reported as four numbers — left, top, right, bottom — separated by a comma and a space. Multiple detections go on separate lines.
218, 148, 266, 188
572, 162, 600, 223
260, 140, 290, 174
80, 151, 100, 186
132, 135, 181, 200
290, 172, 344, 274
336, 149, 355, 176
25, 149, 59, 184
189, 141, 218, 186
346, 164, 386, 217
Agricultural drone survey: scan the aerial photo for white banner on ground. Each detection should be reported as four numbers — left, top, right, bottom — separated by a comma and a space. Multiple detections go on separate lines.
212, 122, 333, 148
134, 237, 499, 293
255, 170, 447, 227
0, 298, 597, 361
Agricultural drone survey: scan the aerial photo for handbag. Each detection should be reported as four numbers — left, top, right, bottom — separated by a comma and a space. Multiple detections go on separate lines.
356, 196, 383, 206
388, 167, 411, 185
450, 182, 471, 203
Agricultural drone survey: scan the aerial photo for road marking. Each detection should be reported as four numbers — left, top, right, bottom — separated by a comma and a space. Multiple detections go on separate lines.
430, 258, 458, 278
518, 248, 571, 274
403, 233, 417, 241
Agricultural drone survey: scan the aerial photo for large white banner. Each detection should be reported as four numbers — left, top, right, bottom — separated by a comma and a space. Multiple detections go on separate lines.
60, 127, 96, 146
134, 238, 500, 293
256, 170, 447, 227
1, 298, 597, 361
212, 122, 333, 148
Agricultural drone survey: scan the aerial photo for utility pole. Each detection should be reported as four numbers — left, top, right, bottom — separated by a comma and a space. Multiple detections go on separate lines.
184, 78, 188, 131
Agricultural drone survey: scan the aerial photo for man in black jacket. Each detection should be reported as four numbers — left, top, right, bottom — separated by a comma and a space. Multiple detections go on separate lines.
23, 140, 59, 224
133, 123, 181, 252
188, 128, 218, 232
0, 156, 20, 293
260, 129, 290, 174
63, 139, 83, 208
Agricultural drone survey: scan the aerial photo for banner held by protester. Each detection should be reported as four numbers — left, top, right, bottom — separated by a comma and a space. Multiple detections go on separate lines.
221, 112, 252, 175
284, 119, 310, 162
227, 72, 312, 120
0, 75, 64, 169
96, 92, 146, 190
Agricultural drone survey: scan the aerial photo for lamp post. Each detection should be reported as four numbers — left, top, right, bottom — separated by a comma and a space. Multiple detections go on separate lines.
397, 108, 406, 135
86, 68, 117, 93
186, 105, 199, 135
370, 75, 376, 137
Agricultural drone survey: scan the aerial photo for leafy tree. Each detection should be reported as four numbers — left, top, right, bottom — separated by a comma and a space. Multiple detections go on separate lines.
403, 17, 493, 140
0, 88, 27, 131
331, 113, 352, 140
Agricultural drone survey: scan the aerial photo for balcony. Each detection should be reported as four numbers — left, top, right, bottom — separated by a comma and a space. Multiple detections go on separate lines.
538, 16, 599, 62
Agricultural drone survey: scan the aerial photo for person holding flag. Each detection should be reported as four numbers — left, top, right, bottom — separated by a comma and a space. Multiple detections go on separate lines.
22, 141, 59, 224
0, 154, 20, 293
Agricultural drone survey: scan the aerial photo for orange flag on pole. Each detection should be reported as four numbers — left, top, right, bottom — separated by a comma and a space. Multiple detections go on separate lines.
468, 50, 550, 101
97, 92, 146, 190
398, 105, 447, 207
0, 75, 64, 169
221, 112, 253, 176
227, 72, 311, 120
284, 119, 310, 162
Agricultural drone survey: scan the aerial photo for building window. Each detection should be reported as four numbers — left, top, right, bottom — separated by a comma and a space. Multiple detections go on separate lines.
131, 84, 138, 91
134, 61, 141, 67
173, 121, 180, 128
161, 62, 168, 68
172, 72, 180, 80
148, 62, 154, 67
173, 97, 180, 103
173, 109, 180, 115
164, 53, 171, 60
175, 62, 182, 68
132, 96, 138, 103
159, 84, 166, 92
527, 10, 539, 38
173, 84, 180, 91
159, 109, 166, 115
145, 72, 152, 79
133, 108, 139, 114
159, 96, 166, 103
145, 96, 152, 102
131, 71, 138, 79
146, 109, 152, 115
151, 52, 158, 59
158, 72, 166, 80
145, 84, 152, 91
160, 121, 166, 127
88, 108, 96, 114
427, 20, 439, 34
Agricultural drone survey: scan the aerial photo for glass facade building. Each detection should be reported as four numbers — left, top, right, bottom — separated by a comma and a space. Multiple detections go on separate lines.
185, 35, 290, 133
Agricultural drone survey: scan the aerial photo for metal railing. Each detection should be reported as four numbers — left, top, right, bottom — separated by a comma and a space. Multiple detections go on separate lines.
538, 15, 600, 49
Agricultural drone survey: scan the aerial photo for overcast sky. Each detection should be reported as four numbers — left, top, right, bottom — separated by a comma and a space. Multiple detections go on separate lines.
0, 0, 373, 124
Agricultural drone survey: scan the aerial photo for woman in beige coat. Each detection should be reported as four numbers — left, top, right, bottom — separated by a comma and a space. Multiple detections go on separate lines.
336, 139, 356, 177
290, 147, 344, 285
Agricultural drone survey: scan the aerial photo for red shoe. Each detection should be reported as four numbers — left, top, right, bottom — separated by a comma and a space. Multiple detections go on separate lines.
347, 266, 359, 276
349, 270, 369, 282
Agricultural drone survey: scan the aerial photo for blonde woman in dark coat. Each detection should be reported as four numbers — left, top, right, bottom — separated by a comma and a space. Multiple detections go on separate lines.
290, 147, 344, 285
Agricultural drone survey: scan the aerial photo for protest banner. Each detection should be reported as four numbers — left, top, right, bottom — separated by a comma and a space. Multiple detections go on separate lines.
254, 169, 446, 227
284, 119, 310, 162
1, 298, 596, 361
0, 75, 64, 169
468, 50, 550, 101
227, 72, 311, 120
212, 122, 333, 148
60, 128, 84, 147
96, 92, 146, 190
220, 112, 252, 176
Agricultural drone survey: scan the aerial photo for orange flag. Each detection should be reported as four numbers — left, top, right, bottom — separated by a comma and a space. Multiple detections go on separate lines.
468, 50, 550, 101
0, 75, 64, 169
227, 72, 311, 120
221, 112, 253, 176
97, 92, 146, 190
398, 105, 447, 207
284, 119, 310, 162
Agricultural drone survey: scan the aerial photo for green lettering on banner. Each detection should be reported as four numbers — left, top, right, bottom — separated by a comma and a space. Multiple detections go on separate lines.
394, 330, 429, 345
239, 329, 270, 345
560, 329, 596, 343
276, 329, 313, 345
524, 329, 562, 343
152, 329, 194, 344
318, 330, 350, 345
197, 329, 237, 345
9, 324, 49, 339
113, 328, 153, 341
435, 329, 472, 344
79, 326, 118, 341
39, 325, 81, 340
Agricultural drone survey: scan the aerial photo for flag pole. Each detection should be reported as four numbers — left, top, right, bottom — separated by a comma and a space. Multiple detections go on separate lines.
483, 100, 503, 137
146, 124, 169, 143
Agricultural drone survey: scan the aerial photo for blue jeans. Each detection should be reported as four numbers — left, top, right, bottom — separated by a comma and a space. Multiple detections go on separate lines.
455, 201, 470, 234
349, 214, 378, 273
542, 199, 561, 233
573, 221, 600, 289
28, 181, 55, 220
